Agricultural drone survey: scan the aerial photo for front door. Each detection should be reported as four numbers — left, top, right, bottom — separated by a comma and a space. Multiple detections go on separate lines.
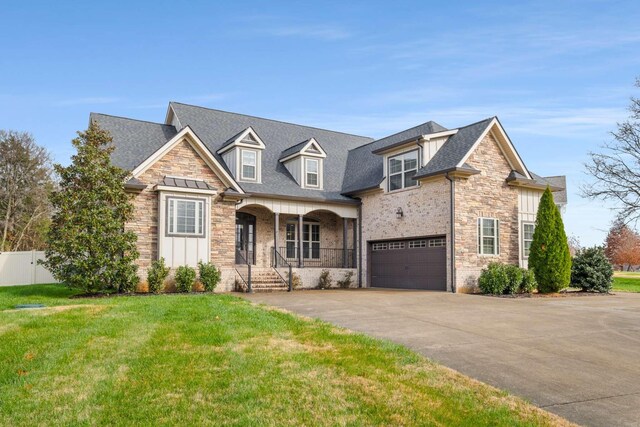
235, 213, 256, 264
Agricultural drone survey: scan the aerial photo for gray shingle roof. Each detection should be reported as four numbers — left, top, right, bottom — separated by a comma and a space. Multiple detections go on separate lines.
160, 176, 216, 191
341, 118, 494, 194
544, 176, 567, 204
168, 102, 373, 201
90, 113, 177, 171
279, 138, 323, 161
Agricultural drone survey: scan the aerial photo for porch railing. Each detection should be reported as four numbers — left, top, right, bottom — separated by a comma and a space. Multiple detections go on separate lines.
235, 249, 252, 293
272, 248, 293, 292
271, 247, 356, 269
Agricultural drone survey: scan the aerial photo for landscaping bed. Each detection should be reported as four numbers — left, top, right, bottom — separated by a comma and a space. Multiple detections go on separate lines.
0, 284, 571, 426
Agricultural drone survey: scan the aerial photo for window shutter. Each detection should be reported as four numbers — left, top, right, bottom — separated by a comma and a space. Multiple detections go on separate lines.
496, 219, 500, 255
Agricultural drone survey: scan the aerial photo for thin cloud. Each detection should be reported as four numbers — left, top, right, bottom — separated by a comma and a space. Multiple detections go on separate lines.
263, 25, 352, 41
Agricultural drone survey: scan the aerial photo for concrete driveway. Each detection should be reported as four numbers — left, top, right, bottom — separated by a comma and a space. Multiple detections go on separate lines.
244, 289, 640, 427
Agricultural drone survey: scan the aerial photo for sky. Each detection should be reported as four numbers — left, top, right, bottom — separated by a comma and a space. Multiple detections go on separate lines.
1, 0, 639, 246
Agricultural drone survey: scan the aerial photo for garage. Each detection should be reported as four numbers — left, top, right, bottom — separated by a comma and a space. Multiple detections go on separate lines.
369, 237, 447, 290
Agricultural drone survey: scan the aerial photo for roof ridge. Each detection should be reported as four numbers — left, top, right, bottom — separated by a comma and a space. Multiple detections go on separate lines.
90, 112, 174, 128
169, 101, 374, 141
346, 119, 449, 153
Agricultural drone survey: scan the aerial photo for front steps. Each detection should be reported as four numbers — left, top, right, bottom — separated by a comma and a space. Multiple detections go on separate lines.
236, 267, 289, 292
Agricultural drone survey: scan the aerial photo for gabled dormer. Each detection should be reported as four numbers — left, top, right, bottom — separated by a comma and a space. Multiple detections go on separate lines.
217, 127, 266, 183
279, 138, 327, 190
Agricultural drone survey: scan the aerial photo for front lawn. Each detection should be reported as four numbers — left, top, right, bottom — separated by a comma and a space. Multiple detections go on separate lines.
613, 272, 640, 292
0, 285, 570, 426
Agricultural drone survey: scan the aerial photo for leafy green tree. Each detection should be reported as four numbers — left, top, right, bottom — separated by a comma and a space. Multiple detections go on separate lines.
42, 121, 139, 293
528, 187, 572, 293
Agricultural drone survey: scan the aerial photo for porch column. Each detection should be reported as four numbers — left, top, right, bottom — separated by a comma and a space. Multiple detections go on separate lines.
352, 217, 358, 268
298, 214, 304, 268
343, 218, 348, 268
273, 212, 279, 267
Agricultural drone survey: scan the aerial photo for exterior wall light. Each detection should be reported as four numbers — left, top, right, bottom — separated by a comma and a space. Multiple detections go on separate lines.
396, 207, 403, 219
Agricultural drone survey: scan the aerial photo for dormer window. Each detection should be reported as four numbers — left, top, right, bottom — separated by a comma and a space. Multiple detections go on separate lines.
388, 150, 419, 191
241, 149, 257, 181
217, 127, 265, 183
305, 158, 319, 187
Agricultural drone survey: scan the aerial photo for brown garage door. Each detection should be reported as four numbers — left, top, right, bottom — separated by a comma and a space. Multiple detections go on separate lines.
370, 237, 447, 290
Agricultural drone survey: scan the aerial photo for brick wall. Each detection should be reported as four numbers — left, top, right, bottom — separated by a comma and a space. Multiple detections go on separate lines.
454, 132, 520, 292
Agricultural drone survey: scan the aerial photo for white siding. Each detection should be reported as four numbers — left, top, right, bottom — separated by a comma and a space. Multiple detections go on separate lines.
238, 196, 358, 218
158, 192, 211, 268
423, 136, 448, 165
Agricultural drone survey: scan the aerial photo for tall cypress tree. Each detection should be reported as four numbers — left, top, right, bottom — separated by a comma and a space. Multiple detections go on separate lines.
43, 121, 139, 294
528, 187, 572, 293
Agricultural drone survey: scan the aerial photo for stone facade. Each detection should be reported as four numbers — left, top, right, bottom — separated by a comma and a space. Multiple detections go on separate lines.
126, 137, 236, 289
359, 178, 451, 289
453, 132, 520, 292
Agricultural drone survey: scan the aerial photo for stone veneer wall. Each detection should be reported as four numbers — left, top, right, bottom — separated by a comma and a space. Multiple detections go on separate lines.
359, 178, 451, 290
126, 138, 236, 290
453, 132, 520, 292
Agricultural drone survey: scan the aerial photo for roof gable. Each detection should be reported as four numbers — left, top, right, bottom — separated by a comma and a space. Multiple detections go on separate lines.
217, 126, 266, 154
279, 137, 327, 162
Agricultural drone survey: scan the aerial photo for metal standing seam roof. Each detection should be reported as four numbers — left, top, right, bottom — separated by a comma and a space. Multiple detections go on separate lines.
160, 176, 217, 191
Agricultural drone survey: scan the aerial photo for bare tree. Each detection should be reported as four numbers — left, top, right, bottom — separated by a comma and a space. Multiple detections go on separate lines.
0, 131, 53, 251
583, 78, 640, 223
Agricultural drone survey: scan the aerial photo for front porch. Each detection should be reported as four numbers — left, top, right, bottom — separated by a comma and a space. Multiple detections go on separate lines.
233, 200, 359, 291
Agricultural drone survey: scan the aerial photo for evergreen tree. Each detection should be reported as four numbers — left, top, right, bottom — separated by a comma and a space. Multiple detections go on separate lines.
42, 121, 139, 293
528, 187, 572, 293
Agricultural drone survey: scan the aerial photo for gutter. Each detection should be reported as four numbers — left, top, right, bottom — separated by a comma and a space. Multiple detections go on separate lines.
445, 173, 456, 293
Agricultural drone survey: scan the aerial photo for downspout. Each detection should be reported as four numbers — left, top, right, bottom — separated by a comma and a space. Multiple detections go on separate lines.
445, 174, 456, 293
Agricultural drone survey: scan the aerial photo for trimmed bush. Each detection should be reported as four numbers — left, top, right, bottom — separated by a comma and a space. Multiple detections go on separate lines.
318, 270, 333, 289
528, 187, 572, 293
571, 246, 613, 293
175, 265, 196, 293
519, 269, 537, 293
478, 263, 508, 295
291, 272, 302, 289
337, 271, 355, 289
147, 258, 170, 294
198, 261, 221, 292
503, 264, 524, 295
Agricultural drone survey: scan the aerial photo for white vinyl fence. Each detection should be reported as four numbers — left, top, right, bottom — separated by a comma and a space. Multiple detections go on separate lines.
0, 251, 57, 286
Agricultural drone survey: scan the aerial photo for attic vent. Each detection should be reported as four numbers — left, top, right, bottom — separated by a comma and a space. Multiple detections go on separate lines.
306, 143, 321, 154
241, 133, 259, 144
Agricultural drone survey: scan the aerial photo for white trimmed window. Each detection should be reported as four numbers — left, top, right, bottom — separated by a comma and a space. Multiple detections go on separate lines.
388, 150, 419, 191
388, 241, 405, 250
305, 158, 319, 187
523, 222, 535, 258
285, 222, 320, 259
167, 198, 204, 236
478, 218, 499, 255
428, 238, 446, 247
409, 240, 427, 248
372, 243, 387, 251
241, 149, 257, 181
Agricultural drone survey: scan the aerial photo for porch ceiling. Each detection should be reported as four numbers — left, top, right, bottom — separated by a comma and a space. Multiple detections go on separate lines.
237, 196, 358, 218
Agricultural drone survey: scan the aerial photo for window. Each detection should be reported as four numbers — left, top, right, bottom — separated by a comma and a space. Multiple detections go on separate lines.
241, 149, 257, 181
306, 158, 319, 187
478, 218, 499, 255
409, 240, 427, 248
428, 238, 446, 247
388, 241, 405, 250
285, 222, 320, 259
523, 223, 535, 258
167, 198, 204, 236
388, 150, 419, 191
372, 243, 387, 251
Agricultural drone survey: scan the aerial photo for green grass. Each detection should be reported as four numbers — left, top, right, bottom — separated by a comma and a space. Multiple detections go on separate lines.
0, 285, 570, 426
613, 272, 640, 292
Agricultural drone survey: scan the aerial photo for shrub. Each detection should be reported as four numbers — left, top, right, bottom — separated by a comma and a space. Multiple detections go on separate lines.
519, 269, 537, 293
291, 272, 302, 289
318, 269, 333, 289
337, 271, 355, 289
478, 263, 508, 295
147, 257, 170, 294
175, 265, 196, 293
528, 187, 572, 293
571, 246, 613, 293
198, 261, 221, 292
503, 264, 524, 295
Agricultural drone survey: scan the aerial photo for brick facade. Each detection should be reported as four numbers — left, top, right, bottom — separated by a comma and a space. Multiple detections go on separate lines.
453, 132, 520, 292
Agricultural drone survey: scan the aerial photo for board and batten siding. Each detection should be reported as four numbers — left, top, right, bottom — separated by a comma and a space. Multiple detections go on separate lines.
283, 157, 301, 185
423, 136, 448, 165
158, 192, 211, 268
222, 150, 237, 177
518, 188, 544, 268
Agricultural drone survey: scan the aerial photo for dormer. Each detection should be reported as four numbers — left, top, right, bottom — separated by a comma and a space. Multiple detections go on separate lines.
279, 138, 327, 190
217, 127, 265, 183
